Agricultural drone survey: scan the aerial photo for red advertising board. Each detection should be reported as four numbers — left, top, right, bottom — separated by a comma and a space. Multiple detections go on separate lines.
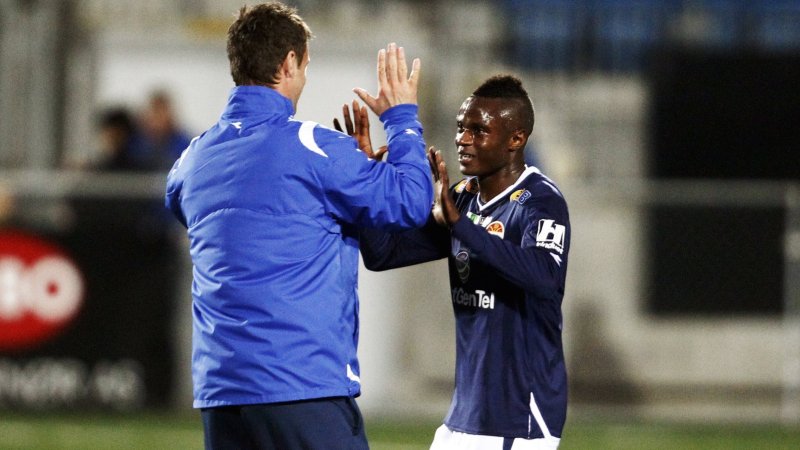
0, 230, 84, 351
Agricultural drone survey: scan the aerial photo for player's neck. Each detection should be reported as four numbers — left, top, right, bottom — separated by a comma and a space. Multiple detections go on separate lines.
477, 162, 525, 203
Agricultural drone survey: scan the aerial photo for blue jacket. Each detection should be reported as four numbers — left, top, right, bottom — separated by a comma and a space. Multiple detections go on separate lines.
165, 86, 432, 408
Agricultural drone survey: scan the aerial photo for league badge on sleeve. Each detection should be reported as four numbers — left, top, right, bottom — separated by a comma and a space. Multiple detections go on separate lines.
485, 221, 505, 239
535, 219, 566, 254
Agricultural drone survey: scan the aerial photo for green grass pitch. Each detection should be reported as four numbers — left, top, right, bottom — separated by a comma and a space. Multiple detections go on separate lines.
0, 413, 799, 449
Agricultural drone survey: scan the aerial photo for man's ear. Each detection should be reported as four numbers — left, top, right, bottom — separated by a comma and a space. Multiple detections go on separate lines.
280, 50, 298, 80
508, 129, 527, 153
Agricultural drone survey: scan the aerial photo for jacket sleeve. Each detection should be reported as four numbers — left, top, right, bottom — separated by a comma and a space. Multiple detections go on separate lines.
164, 158, 187, 228
451, 194, 570, 296
319, 104, 433, 231
359, 215, 450, 271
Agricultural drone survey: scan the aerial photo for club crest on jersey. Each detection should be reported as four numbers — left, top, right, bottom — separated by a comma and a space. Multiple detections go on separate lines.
455, 250, 470, 283
485, 221, 505, 239
510, 189, 532, 204
535, 219, 566, 254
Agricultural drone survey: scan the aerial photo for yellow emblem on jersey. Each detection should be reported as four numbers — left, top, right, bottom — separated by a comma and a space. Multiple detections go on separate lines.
454, 179, 469, 193
510, 189, 532, 204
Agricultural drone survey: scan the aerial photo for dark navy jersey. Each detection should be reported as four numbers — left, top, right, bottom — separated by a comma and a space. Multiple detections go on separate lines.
360, 166, 570, 439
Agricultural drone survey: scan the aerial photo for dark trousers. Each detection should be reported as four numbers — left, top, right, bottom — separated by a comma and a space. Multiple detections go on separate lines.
201, 397, 369, 450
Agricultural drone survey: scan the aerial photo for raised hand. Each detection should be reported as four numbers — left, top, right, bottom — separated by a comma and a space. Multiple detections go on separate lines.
428, 147, 460, 227
354, 43, 421, 117
333, 100, 388, 160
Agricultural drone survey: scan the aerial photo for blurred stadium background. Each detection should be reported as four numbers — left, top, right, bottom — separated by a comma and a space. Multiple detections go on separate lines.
1, 0, 799, 448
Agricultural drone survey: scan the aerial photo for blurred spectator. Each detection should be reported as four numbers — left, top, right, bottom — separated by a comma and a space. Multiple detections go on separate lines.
135, 90, 192, 171
93, 107, 143, 171
71, 104, 173, 238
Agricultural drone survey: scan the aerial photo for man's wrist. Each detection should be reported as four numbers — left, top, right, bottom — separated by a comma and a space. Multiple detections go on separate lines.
379, 103, 419, 123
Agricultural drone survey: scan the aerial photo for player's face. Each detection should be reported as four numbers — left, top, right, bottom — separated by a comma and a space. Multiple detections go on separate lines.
454, 96, 516, 178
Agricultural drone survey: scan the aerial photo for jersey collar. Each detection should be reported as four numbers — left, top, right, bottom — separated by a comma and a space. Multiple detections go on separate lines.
222, 85, 295, 120
475, 165, 541, 212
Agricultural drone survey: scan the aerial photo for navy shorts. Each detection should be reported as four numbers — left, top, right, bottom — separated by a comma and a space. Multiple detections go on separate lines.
201, 396, 369, 450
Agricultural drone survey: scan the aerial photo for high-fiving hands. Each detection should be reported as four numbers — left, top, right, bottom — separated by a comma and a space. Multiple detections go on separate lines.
354, 43, 420, 116
336, 43, 459, 227
333, 100, 387, 160
334, 42, 419, 159
428, 147, 460, 227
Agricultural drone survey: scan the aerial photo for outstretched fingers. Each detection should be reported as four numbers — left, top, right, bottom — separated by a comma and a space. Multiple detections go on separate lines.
438, 158, 449, 188
376, 48, 388, 93
356, 43, 419, 116
342, 104, 355, 135
386, 43, 399, 88
356, 104, 369, 140
353, 48, 386, 112
430, 148, 456, 226
397, 46, 408, 83
436, 152, 460, 226
434, 150, 449, 187
427, 146, 440, 182
353, 88, 373, 111
408, 58, 421, 88
351, 101, 362, 136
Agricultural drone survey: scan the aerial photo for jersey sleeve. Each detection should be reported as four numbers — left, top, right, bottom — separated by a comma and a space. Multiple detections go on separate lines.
450, 190, 570, 297
359, 215, 450, 271
318, 104, 433, 231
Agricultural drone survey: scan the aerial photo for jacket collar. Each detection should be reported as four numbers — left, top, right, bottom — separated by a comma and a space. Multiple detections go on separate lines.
222, 85, 295, 119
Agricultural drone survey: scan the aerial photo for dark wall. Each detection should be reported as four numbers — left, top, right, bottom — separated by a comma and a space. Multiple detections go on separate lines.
646, 48, 799, 316
649, 48, 800, 180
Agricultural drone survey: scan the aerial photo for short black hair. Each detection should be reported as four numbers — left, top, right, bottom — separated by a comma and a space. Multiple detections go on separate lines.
227, 2, 312, 86
472, 75, 534, 135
